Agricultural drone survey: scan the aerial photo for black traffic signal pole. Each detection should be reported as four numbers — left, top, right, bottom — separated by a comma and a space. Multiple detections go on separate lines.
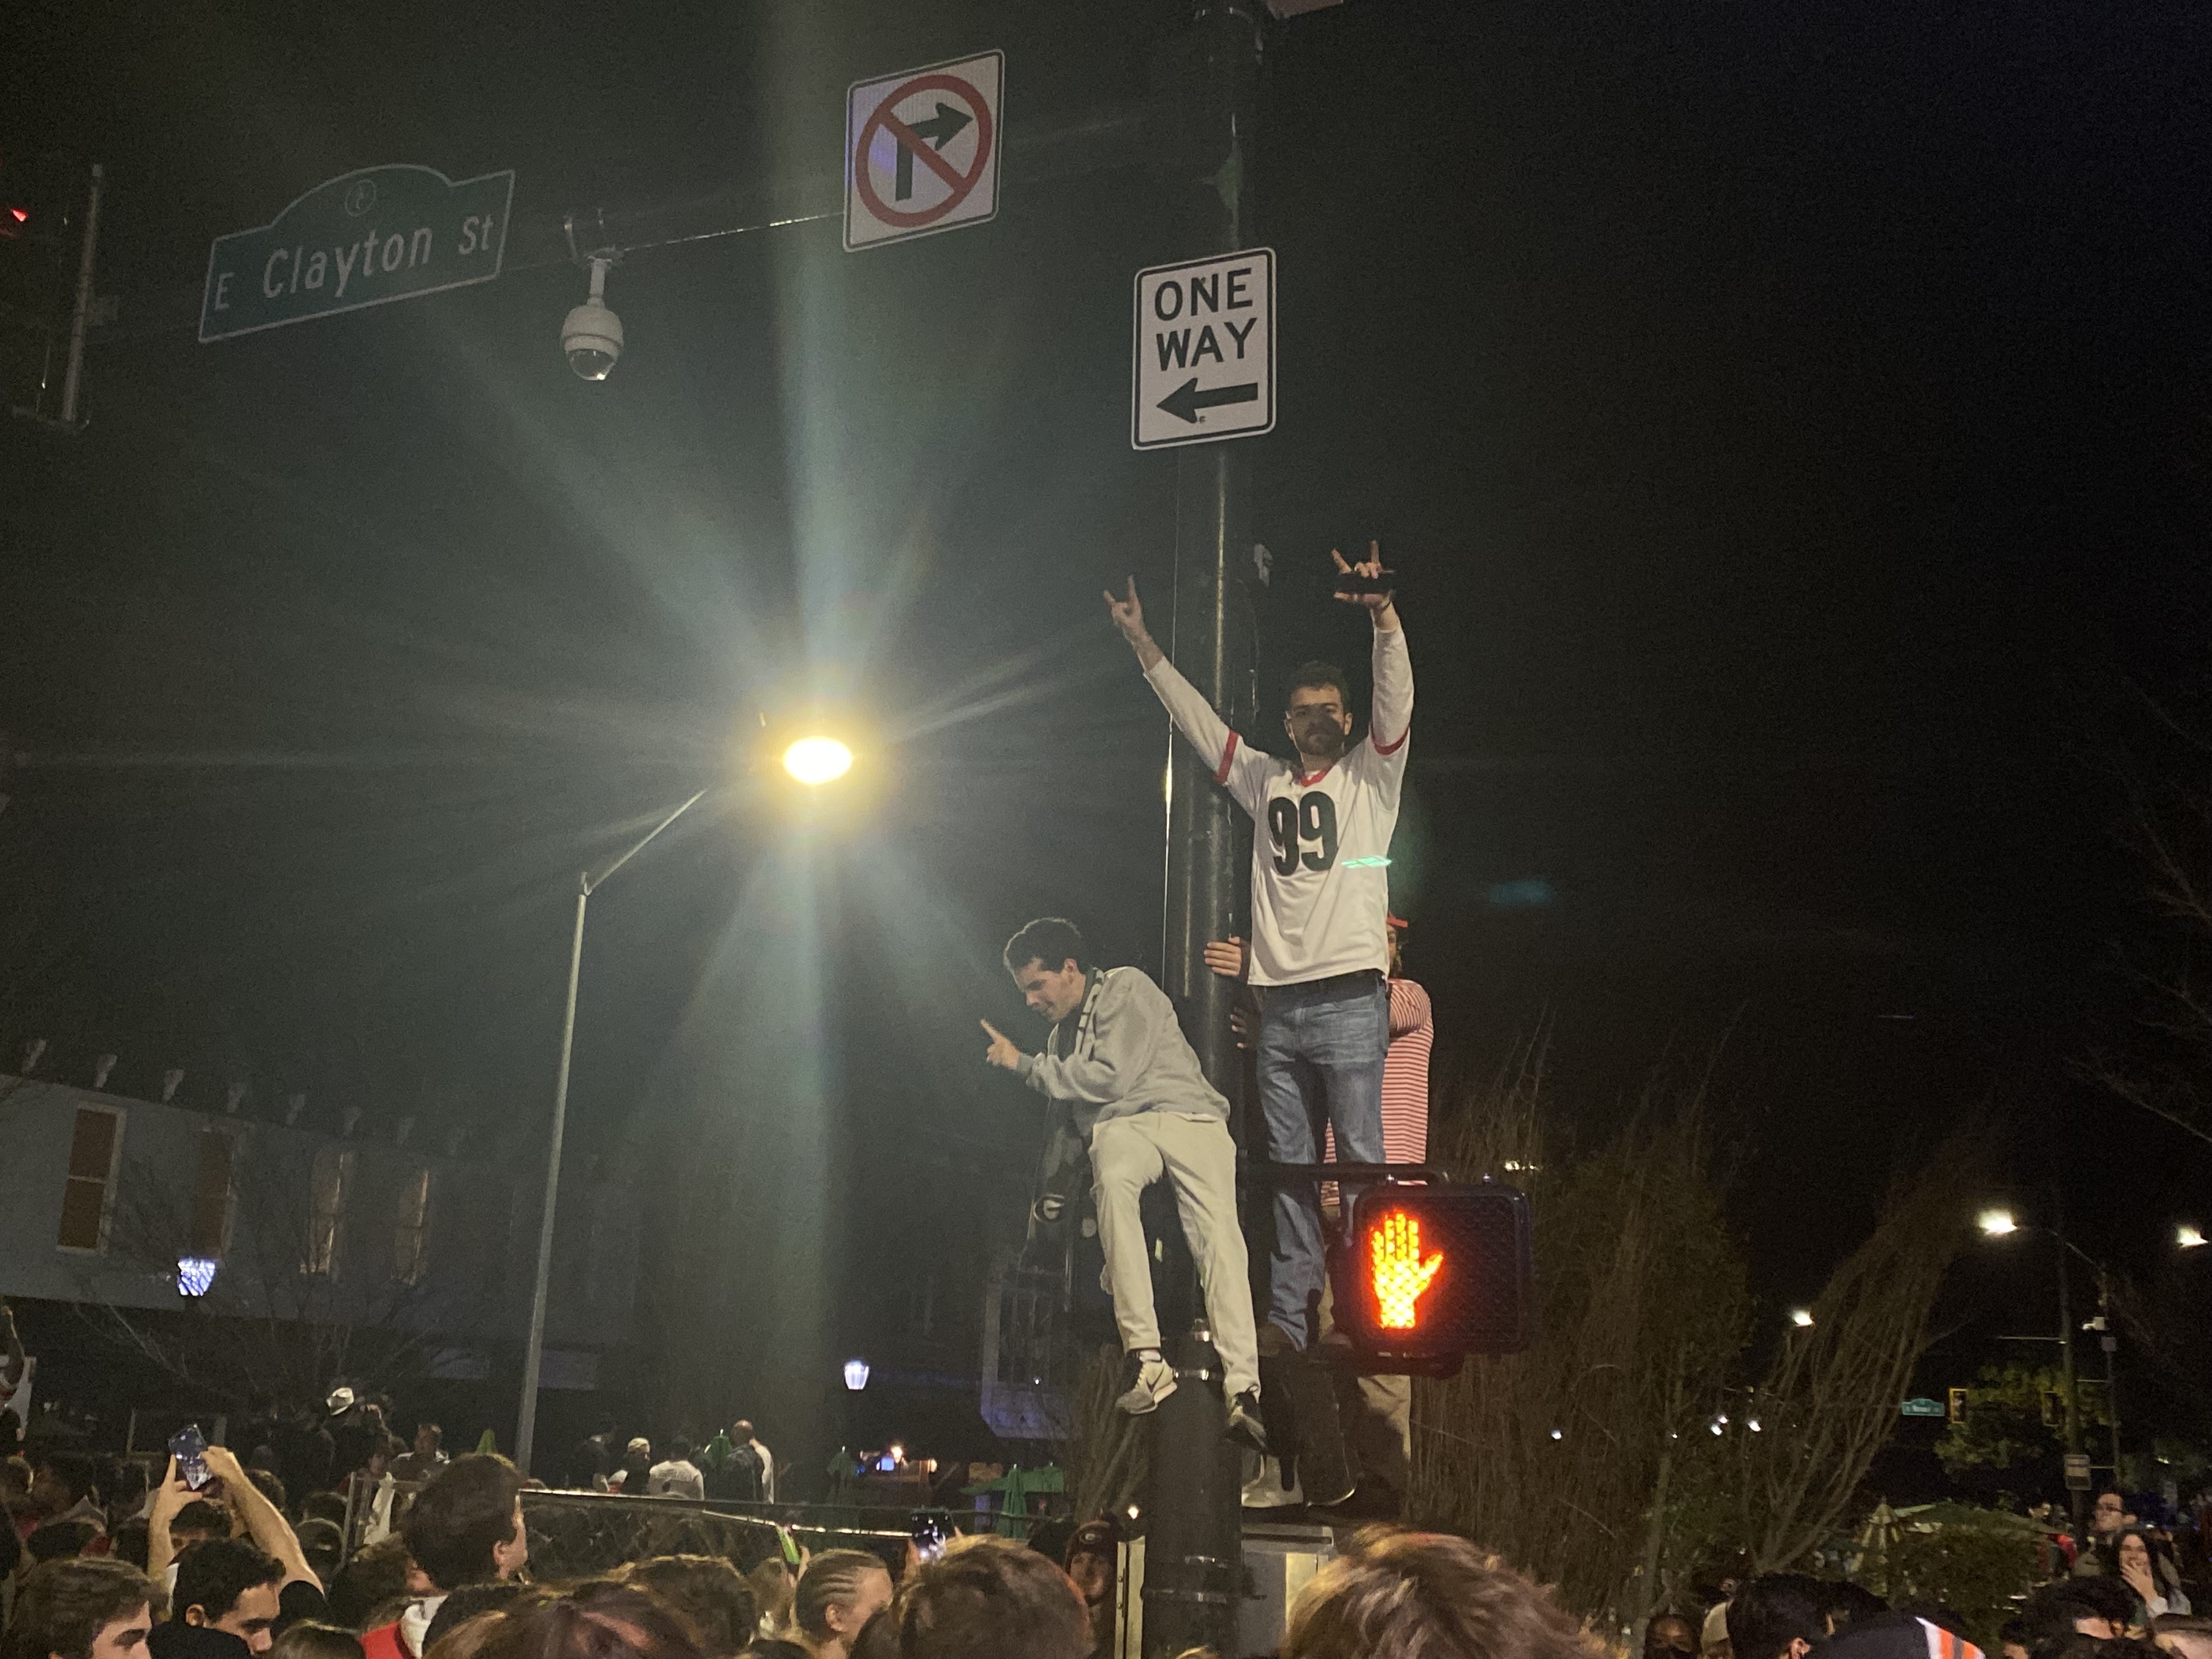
1146, 5, 1265, 1658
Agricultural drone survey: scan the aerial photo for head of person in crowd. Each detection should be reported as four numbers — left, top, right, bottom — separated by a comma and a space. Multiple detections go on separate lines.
1002, 918, 1090, 1025
5, 1453, 35, 1504
612, 1558, 756, 1659
1282, 659, 1357, 769
2104, 1530, 2179, 1599
1728, 1576, 1829, 1659
421, 1583, 545, 1659
1062, 1519, 1119, 1611
2092, 1492, 2129, 1543
244, 1473, 287, 1519
111, 1520, 154, 1573
1646, 1614, 1700, 1659
170, 1539, 285, 1655
32, 1455, 100, 1521
414, 1427, 444, 1464
295, 1522, 343, 1590
842, 1612, 896, 1659
2, 1558, 160, 1659
325, 1539, 412, 1632
1279, 1529, 1598, 1659
174, 1503, 232, 1554
663, 1440, 695, 1469
618, 1442, 651, 1491
301, 1496, 348, 1531
746, 1561, 795, 1641
2025, 1579, 2137, 1645
105, 1464, 152, 1523
470, 1588, 702, 1659
2046, 1641, 2165, 1659
894, 1535, 1092, 1659
791, 1551, 893, 1659
2002, 1617, 2033, 1659
29, 1521, 102, 1564
2154, 1620, 2212, 1659
266, 1628, 362, 1659
401, 1455, 528, 1594
1818, 1584, 1891, 1637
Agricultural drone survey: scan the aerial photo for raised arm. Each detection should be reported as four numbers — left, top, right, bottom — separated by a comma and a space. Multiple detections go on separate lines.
1107, 578, 1272, 812
203, 1445, 317, 1590
1334, 544, 1410, 755
147, 1459, 190, 1584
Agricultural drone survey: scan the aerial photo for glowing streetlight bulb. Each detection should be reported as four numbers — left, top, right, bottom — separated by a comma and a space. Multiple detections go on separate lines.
2179, 1224, 2207, 1250
1977, 1208, 2018, 1237
1788, 1307, 1815, 1328
783, 736, 854, 786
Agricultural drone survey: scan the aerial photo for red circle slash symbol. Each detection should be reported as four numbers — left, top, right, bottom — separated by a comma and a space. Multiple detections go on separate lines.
853, 73, 995, 229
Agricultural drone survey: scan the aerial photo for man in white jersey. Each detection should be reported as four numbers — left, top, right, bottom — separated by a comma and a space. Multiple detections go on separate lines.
1105, 543, 1410, 1353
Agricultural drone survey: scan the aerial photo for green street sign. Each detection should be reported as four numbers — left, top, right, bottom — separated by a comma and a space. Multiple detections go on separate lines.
200, 163, 514, 343
1899, 1397, 1946, 1418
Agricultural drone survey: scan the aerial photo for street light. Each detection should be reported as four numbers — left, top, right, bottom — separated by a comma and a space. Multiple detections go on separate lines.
783, 736, 854, 786
1978, 1207, 2019, 1237
515, 787, 709, 1476
1788, 1307, 1815, 1328
1977, 1196, 2086, 1544
2179, 1224, 2207, 1251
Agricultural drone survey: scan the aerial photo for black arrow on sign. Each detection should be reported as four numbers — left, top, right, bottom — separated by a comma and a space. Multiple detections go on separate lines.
1156, 377, 1260, 425
895, 103, 974, 201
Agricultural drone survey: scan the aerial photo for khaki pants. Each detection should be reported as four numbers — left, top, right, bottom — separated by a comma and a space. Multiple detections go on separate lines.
1319, 1267, 1413, 1505
1091, 1112, 1261, 1399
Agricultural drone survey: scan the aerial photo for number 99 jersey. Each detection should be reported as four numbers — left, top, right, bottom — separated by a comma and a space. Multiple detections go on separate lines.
1145, 624, 1411, 987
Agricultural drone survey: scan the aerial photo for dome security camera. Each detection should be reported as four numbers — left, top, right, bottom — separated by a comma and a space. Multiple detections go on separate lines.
562, 255, 622, 381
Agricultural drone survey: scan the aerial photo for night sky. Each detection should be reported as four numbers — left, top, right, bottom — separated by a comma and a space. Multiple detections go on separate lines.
6, 0, 2211, 1441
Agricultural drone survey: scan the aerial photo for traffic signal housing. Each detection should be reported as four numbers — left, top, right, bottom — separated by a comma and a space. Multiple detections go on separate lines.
1341, 1179, 1535, 1368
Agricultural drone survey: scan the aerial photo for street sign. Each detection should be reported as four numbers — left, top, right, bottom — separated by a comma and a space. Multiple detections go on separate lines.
844, 51, 1003, 251
200, 164, 513, 344
1131, 248, 1275, 450
1899, 1397, 1946, 1418
2064, 1452, 2093, 1490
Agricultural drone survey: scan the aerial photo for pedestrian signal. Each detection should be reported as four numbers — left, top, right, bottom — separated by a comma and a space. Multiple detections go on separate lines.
1342, 1180, 1534, 1364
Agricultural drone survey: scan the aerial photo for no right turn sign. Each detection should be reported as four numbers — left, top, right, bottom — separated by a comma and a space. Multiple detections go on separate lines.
1131, 247, 1276, 450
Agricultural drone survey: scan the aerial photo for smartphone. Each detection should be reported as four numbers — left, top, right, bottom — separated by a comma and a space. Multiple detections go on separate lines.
910, 1513, 950, 1564
170, 1424, 212, 1491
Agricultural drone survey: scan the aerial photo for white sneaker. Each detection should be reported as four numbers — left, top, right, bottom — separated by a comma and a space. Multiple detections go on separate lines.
1114, 1351, 1178, 1414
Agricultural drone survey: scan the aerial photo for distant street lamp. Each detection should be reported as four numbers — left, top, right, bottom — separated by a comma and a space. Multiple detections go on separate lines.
1978, 1196, 2087, 1543
2179, 1224, 2207, 1251
1788, 1307, 1815, 1328
1977, 1207, 2019, 1237
783, 736, 854, 786
515, 787, 709, 1477
844, 1357, 872, 1391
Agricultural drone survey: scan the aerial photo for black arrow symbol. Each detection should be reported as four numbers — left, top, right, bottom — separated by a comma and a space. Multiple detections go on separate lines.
1156, 377, 1260, 425
895, 103, 974, 201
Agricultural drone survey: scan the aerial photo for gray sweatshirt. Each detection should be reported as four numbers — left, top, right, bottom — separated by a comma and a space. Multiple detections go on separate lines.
1016, 966, 1231, 1136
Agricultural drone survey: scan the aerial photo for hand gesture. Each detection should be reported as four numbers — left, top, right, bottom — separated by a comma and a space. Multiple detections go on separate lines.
979, 1019, 1024, 1071
1331, 541, 1396, 612
202, 1443, 247, 1487
2122, 1555, 2157, 1605
1104, 578, 1147, 644
1201, 935, 1248, 981
150, 1458, 192, 1522
1369, 1210, 1446, 1329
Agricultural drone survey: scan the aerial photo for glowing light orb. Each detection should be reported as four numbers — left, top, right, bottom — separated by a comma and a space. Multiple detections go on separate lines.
843, 1357, 871, 1391
1977, 1208, 2018, 1237
1789, 1307, 1815, 1328
2179, 1225, 2207, 1250
783, 736, 854, 786
177, 1256, 219, 1297
1368, 1209, 1445, 1330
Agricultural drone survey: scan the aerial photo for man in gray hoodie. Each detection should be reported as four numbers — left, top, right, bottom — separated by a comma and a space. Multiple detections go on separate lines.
982, 916, 1265, 1449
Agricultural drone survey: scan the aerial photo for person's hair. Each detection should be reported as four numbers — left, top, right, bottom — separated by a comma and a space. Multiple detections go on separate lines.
425, 1584, 554, 1659
302, 1492, 349, 1527
1281, 1530, 1599, 1659
269, 1624, 367, 1659
1728, 1576, 1830, 1659
472, 1587, 704, 1659
2001, 1618, 2031, 1651
111, 1518, 153, 1571
174, 1500, 231, 1540
730, 1422, 753, 1440
1284, 660, 1352, 713
2, 1558, 160, 1659
1646, 1613, 1699, 1655
173, 1537, 283, 1624
41, 1453, 96, 1504
895, 1534, 1091, 1659
746, 1560, 794, 1636
2025, 1580, 2137, 1645
2152, 1618, 2212, 1659
1815, 1583, 1891, 1634
247, 1468, 289, 1516
614, 1556, 757, 1657
2103, 1528, 2174, 1581
417, 1425, 443, 1444
326, 1535, 413, 1628
1003, 918, 1088, 978
403, 1454, 525, 1592
847, 1609, 899, 1659
793, 1550, 890, 1640
27, 1520, 101, 1562
3, 1454, 32, 1496
664, 1438, 692, 1463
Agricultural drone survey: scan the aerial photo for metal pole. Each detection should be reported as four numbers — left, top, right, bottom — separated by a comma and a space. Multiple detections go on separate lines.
2100, 1266, 2120, 1482
58, 163, 104, 428
1146, 5, 1262, 1656
2057, 1212, 2084, 1544
516, 877, 589, 1477
515, 787, 709, 1475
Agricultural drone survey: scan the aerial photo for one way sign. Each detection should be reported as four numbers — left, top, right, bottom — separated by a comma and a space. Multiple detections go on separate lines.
1132, 247, 1276, 450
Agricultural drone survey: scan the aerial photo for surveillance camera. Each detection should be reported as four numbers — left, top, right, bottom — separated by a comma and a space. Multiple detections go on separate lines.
563, 255, 622, 381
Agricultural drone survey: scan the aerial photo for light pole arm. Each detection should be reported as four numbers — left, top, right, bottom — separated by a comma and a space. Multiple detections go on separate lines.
514, 787, 710, 1476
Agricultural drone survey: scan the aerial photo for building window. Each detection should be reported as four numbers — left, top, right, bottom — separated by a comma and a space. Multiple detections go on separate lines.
188, 1132, 235, 1259
394, 1166, 432, 1286
303, 1147, 354, 1277
57, 1105, 125, 1252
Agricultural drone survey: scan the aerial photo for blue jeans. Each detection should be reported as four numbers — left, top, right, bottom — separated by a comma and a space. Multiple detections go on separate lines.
1256, 973, 1388, 1348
